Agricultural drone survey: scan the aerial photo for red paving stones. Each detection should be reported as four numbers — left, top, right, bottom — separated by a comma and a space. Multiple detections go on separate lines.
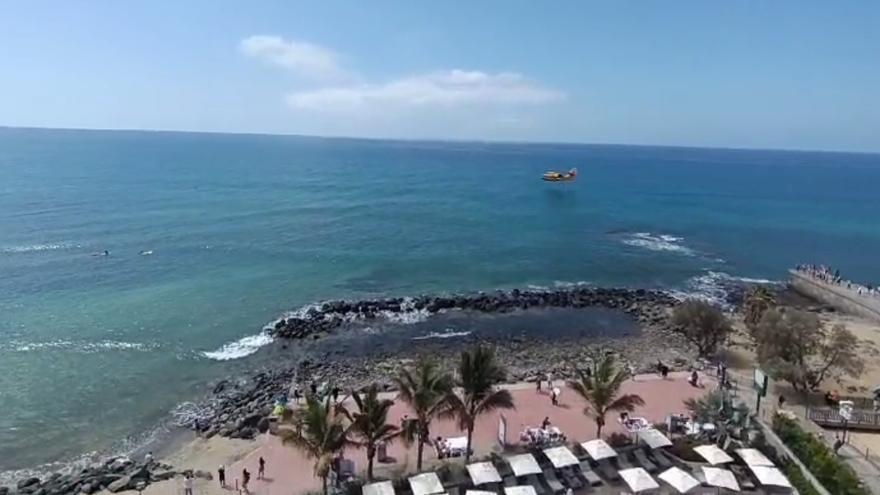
226, 372, 708, 494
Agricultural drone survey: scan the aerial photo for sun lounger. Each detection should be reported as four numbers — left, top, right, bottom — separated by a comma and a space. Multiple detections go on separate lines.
503, 475, 517, 487
542, 468, 565, 494
447, 487, 461, 495
524, 474, 547, 495
650, 448, 676, 469
560, 467, 584, 490
578, 461, 603, 486
596, 459, 620, 481
632, 449, 657, 473
730, 466, 756, 491
615, 452, 634, 470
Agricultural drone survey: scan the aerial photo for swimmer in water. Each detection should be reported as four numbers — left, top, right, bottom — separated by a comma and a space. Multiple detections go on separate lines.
139, 250, 153, 256
92, 250, 110, 257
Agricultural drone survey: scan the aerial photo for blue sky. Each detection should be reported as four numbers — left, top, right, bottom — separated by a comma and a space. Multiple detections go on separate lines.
1, 1, 878, 151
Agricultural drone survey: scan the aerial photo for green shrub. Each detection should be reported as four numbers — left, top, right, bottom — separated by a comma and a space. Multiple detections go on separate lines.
772, 413, 868, 495
782, 461, 821, 495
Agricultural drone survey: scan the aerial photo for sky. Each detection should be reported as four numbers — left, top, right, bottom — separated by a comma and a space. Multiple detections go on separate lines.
1, 1, 878, 152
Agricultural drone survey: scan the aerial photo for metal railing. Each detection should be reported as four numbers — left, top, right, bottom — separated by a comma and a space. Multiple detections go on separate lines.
807, 406, 880, 430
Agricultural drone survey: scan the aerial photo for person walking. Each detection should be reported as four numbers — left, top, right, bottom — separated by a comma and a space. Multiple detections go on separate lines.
218, 465, 226, 487
183, 473, 193, 495
258, 456, 266, 479
242, 468, 251, 493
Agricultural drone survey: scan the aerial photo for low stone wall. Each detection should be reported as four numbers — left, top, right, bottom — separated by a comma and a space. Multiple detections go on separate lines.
788, 270, 880, 323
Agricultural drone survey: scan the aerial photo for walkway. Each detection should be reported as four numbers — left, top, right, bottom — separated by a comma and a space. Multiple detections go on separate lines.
727, 368, 880, 494
144, 372, 707, 494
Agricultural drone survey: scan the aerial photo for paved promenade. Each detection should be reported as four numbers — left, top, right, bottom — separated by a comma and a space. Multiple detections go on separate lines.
155, 372, 706, 494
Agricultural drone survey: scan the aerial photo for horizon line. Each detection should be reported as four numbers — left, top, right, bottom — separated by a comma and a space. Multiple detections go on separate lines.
1, 124, 878, 157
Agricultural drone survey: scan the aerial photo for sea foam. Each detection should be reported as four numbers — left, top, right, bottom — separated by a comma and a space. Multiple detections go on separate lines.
201, 332, 273, 361
621, 232, 695, 256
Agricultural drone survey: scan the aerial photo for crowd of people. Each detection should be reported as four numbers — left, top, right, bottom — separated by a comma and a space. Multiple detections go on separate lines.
796, 264, 879, 298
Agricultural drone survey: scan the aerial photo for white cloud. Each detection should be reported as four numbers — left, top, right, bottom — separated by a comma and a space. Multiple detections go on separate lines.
239, 35, 345, 80
286, 70, 564, 111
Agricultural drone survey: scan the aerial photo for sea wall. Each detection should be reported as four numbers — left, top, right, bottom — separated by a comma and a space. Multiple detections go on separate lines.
789, 270, 880, 323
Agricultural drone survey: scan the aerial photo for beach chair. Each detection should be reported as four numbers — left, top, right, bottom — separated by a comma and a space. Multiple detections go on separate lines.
542, 468, 566, 494
572, 444, 590, 461
558, 467, 584, 490
577, 461, 603, 486
632, 449, 657, 473
524, 474, 547, 495
730, 466, 756, 491
596, 459, 620, 481
650, 448, 678, 469
503, 475, 517, 487
615, 451, 634, 470
647, 449, 672, 470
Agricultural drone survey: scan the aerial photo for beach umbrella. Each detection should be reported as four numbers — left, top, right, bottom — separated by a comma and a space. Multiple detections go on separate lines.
503, 486, 537, 495
735, 448, 774, 467
658, 467, 699, 493
637, 429, 673, 449
543, 446, 579, 468
580, 439, 617, 460
408, 472, 445, 495
693, 445, 734, 465
466, 462, 502, 485
619, 467, 660, 493
363, 480, 394, 495
701, 467, 740, 491
506, 453, 542, 477
748, 465, 792, 488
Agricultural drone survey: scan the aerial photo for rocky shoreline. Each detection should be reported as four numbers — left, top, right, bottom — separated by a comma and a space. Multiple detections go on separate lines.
193, 286, 688, 441
0, 457, 213, 495
2, 286, 691, 494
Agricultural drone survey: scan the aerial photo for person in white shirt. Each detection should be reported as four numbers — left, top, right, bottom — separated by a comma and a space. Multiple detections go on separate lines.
183, 474, 193, 495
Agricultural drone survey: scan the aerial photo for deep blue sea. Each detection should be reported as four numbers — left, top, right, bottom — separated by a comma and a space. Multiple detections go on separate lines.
1, 127, 879, 472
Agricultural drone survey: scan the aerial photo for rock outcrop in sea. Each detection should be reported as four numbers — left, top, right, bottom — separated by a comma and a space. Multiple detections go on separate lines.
190, 286, 685, 441
270, 286, 677, 340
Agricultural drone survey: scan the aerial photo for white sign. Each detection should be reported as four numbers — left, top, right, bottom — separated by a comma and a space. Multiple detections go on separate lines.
498, 414, 508, 447
754, 369, 768, 396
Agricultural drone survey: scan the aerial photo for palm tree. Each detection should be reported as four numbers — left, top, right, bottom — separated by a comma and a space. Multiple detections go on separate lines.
744, 286, 776, 330
567, 353, 645, 438
393, 357, 454, 471
447, 345, 515, 462
280, 395, 350, 495
338, 383, 399, 480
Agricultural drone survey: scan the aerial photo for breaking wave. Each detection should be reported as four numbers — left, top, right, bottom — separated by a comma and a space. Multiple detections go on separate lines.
5, 340, 158, 353
201, 332, 273, 361
671, 271, 780, 308
0, 242, 81, 254
620, 232, 695, 256
412, 329, 472, 341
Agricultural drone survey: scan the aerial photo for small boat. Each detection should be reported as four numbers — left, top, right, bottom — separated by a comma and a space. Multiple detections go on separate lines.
542, 168, 577, 182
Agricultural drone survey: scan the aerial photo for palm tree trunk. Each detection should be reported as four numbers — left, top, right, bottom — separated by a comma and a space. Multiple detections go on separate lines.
322, 473, 328, 495
417, 436, 425, 471
367, 445, 375, 480
465, 424, 474, 463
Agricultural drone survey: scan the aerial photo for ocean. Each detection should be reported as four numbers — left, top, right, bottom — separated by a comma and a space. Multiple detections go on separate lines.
1, 127, 879, 472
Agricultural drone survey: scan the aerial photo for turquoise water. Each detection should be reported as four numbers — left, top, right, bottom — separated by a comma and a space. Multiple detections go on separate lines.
1, 127, 879, 470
